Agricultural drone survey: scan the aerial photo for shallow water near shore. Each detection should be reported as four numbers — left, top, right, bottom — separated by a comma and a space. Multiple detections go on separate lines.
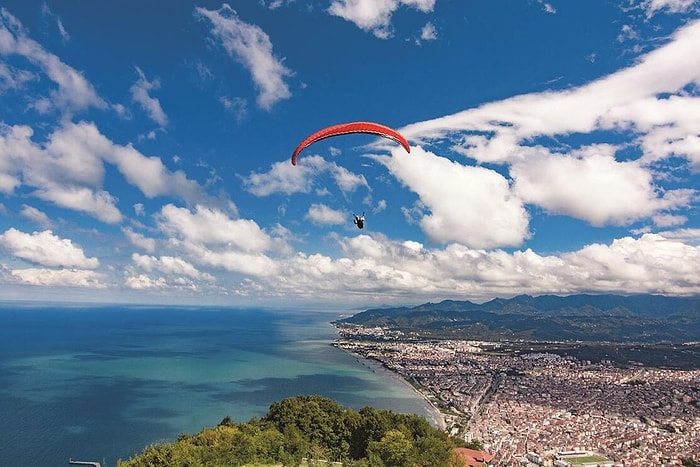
0, 304, 434, 467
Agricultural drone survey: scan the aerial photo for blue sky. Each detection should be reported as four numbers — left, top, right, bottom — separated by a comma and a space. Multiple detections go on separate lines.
0, 0, 699, 307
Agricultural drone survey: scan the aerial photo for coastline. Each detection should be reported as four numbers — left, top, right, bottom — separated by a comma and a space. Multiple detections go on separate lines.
336, 345, 447, 431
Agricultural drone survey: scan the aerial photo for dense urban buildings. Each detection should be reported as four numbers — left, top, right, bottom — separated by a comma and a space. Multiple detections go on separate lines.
334, 325, 700, 466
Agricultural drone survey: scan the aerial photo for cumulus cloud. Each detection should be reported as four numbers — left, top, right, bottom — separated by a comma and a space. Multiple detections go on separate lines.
394, 19, 700, 245
242, 155, 368, 196
130, 66, 168, 127
0, 228, 99, 268
509, 144, 694, 226
196, 4, 293, 110
376, 147, 531, 248
132, 253, 215, 282
230, 232, 700, 303
328, 0, 436, 38
158, 204, 271, 252
0, 121, 222, 223
306, 203, 346, 225
656, 227, 700, 244
10, 268, 105, 287
122, 227, 156, 253
175, 241, 279, 277
36, 185, 122, 224
124, 274, 167, 290
154, 204, 285, 277
0, 8, 106, 114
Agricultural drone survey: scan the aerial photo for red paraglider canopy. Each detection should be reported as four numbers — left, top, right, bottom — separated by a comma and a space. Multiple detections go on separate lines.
291, 121, 410, 165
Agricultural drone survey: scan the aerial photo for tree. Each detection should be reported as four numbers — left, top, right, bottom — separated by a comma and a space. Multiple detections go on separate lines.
367, 429, 416, 467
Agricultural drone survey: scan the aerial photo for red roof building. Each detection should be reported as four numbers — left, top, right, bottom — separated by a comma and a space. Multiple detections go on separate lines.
454, 447, 494, 466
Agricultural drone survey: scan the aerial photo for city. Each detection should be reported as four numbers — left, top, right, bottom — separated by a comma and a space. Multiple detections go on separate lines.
334, 324, 700, 466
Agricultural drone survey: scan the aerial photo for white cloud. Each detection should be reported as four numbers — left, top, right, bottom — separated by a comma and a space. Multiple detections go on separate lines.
395, 19, 700, 245
108, 143, 205, 201
56, 18, 69, 42
330, 163, 369, 192
262, 0, 293, 9
157, 204, 272, 252
35, 184, 122, 224
155, 204, 285, 277
112, 103, 130, 119
373, 199, 387, 213
0, 121, 223, 223
196, 4, 293, 110
510, 144, 694, 226
328, 0, 436, 38
328, 0, 397, 37
233, 232, 700, 303
306, 203, 346, 225
179, 240, 279, 277
20, 204, 52, 228
375, 147, 531, 248
242, 158, 315, 196
0, 122, 121, 222
0, 8, 106, 114
124, 273, 167, 290
10, 268, 105, 287
538, 1, 556, 14
656, 227, 700, 244
600, 95, 700, 170
130, 66, 168, 126
651, 213, 687, 228
40, 3, 70, 42
132, 253, 215, 282
402, 19, 700, 153
642, 0, 699, 17
562, 234, 699, 293
617, 24, 639, 43
0, 62, 36, 90
0, 228, 99, 268
122, 227, 156, 253
242, 155, 368, 196
419, 22, 437, 42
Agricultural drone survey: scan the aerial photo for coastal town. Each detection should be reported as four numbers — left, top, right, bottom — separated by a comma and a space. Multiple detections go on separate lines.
333, 324, 700, 466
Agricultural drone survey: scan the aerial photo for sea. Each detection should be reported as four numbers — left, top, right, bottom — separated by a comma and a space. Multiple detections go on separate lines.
0, 303, 435, 467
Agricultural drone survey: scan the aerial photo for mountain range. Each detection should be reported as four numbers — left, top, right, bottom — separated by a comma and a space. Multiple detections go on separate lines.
338, 294, 700, 343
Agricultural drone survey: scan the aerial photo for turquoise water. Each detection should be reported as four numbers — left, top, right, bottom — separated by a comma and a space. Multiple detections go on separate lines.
0, 304, 432, 467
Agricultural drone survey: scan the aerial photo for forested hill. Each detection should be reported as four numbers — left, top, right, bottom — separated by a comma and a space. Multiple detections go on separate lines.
118, 395, 468, 466
338, 294, 700, 343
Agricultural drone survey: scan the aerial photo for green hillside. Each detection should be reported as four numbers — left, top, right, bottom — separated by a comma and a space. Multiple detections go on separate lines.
118, 395, 469, 467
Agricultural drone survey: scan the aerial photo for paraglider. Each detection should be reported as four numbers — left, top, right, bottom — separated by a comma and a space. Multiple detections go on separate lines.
291, 122, 410, 230
291, 121, 410, 166
353, 212, 365, 229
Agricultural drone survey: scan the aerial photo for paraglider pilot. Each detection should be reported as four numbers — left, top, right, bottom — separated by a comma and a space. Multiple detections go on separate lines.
353, 212, 365, 229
